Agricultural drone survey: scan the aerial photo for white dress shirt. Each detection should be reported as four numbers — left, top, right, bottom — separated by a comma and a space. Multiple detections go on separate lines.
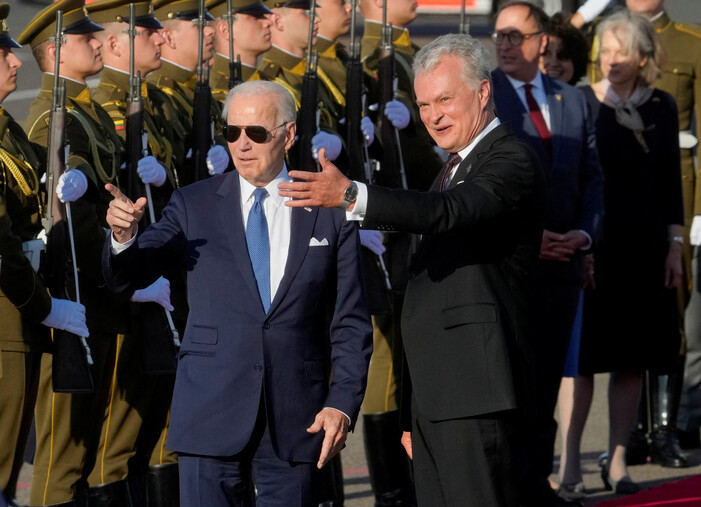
505, 71, 551, 131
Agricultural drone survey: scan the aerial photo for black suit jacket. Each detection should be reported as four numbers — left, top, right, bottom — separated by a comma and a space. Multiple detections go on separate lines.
363, 123, 546, 423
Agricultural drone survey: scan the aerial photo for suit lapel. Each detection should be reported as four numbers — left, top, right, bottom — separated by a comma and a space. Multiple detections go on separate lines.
268, 204, 319, 314
216, 173, 262, 307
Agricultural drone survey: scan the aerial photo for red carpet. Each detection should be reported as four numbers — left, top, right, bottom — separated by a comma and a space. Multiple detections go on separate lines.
592, 474, 701, 506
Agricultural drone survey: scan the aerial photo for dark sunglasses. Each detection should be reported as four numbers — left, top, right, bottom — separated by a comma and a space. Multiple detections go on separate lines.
491, 30, 542, 47
223, 123, 287, 144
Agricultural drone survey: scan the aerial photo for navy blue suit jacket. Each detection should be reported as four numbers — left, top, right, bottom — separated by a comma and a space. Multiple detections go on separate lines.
491, 69, 604, 279
103, 171, 372, 461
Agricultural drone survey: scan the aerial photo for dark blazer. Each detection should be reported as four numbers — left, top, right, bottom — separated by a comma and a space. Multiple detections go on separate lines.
491, 69, 603, 279
103, 171, 373, 461
363, 123, 546, 422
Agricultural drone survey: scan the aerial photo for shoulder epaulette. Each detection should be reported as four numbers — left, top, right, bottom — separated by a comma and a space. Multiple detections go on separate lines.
674, 22, 701, 39
256, 60, 282, 81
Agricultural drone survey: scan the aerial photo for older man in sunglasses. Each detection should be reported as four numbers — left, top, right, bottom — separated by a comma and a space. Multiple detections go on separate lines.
491, 2, 604, 506
101, 80, 372, 506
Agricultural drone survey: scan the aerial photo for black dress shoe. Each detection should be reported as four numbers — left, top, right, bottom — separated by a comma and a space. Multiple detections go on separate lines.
649, 426, 689, 468
600, 465, 640, 495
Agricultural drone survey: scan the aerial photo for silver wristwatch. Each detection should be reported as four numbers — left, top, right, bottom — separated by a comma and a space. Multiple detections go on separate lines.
338, 181, 358, 210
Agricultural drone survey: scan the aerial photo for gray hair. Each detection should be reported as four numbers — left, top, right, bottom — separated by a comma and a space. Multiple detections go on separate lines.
412, 33, 495, 112
222, 81, 297, 125
597, 10, 664, 86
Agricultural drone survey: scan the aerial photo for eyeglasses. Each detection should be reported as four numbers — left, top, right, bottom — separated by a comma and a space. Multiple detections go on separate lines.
223, 123, 287, 143
491, 30, 543, 46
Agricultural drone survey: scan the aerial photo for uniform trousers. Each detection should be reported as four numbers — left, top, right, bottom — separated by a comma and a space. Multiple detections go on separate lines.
30, 332, 117, 505
0, 350, 40, 500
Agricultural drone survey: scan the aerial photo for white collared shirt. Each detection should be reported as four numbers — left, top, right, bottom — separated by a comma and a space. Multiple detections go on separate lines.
505, 71, 551, 131
239, 164, 292, 302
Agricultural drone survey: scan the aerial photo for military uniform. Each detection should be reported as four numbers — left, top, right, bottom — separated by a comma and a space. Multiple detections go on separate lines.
207, 0, 273, 104
18, 1, 132, 504
0, 103, 50, 503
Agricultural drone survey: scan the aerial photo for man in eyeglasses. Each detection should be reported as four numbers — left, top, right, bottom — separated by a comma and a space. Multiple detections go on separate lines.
491, 2, 604, 505
102, 80, 373, 506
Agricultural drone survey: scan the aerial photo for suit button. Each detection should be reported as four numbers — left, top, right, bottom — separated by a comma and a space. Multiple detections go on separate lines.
255, 364, 263, 372
263, 322, 271, 330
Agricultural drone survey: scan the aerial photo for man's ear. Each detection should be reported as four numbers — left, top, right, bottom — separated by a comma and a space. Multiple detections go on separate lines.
217, 19, 229, 39
284, 121, 297, 151
160, 28, 176, 49
105, 33, 121, 58
271, 11, 284, 32
538, 32, 548, 56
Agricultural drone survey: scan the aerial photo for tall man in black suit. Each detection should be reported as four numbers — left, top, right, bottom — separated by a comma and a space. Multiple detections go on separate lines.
280, 33, 547, 507
491, 2, 604, 504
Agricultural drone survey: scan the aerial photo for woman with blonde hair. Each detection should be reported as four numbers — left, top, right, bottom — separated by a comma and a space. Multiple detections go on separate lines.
560, 9, 684, 496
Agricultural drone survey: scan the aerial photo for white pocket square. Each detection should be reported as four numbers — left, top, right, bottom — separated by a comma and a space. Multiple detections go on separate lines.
309, 237, 329, 247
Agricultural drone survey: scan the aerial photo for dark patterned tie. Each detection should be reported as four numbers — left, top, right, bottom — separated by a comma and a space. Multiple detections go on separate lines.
523, 83, 552, 153
246, 188, 270, 313
439, 152, 462, 191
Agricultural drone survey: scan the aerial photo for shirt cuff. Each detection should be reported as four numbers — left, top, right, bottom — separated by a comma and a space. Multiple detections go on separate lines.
576, 0, 610, 23
345, 182, 367, 222
324, 407, 351, 426
110, 230, 138, 254
578, 230, 592, 250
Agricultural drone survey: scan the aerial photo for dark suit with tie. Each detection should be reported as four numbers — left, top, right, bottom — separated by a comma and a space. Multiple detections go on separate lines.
103, 171, 373, 504
491, 68, 604, 499
362, 123, 546, 506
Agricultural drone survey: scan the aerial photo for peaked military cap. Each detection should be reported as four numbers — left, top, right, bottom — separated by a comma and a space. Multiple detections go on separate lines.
17, 0, 104, 48
86, 0, 163, 30
0, 3, 20, 49
263, 0, 315, 10
152, 0, 215, 21
206, 0, 271, 17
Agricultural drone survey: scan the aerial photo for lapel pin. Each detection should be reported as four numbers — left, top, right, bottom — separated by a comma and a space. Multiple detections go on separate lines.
556, 94, 562, 101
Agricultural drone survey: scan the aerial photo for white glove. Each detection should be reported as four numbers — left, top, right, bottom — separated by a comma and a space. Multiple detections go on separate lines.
56, 170, 88, 203
130, 276, 174, 311
41, 298, 89, 337
359, 229, 385, 255
137, 155, 167, 187
360, 116, 375, 147
384, 100, 411, 129
691, 216, 701, 246
311, 131, 342, 161
206, 145, 230, 176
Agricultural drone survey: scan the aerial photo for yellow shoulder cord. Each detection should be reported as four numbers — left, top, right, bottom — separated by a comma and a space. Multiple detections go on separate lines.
67, 109, 118, 183
272, 77, 302, 110
160, 86, 194, 117
0, 148, 40, 198
316, 66, 346, 107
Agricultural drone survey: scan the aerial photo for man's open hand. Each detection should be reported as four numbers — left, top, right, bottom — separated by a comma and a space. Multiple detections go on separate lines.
105, 183, 147, 244
279, 149, 351, 208
306, 407, 349, 469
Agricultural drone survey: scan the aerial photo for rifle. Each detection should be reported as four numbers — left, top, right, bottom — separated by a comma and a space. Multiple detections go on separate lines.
124, 3, 181, 374
377, 0, 407, 190
458, 0, 470, 35
43, 11, 94, 393
225, 0, 243, 89
192, 0, 214, 182
296, 0, 320, 172
345, 0, 391, 293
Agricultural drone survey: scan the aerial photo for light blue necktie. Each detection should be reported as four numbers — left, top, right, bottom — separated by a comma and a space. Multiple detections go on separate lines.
246, 188, 270, 313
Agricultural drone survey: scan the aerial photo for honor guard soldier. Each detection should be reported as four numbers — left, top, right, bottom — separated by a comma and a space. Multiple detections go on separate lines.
150, 0, 230, 186
19, 1, 174, 504
207, 0, 273, 103
86, 0, 184, 504
0, 5, 89, 505
253, 0, 350, 173
17, 0, 132, 505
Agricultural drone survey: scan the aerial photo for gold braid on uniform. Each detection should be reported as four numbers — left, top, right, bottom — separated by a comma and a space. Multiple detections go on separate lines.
316, 67, 346, 107
67, 110, 119, 183
0, 148, 40, 198
159, 86, 194, 117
